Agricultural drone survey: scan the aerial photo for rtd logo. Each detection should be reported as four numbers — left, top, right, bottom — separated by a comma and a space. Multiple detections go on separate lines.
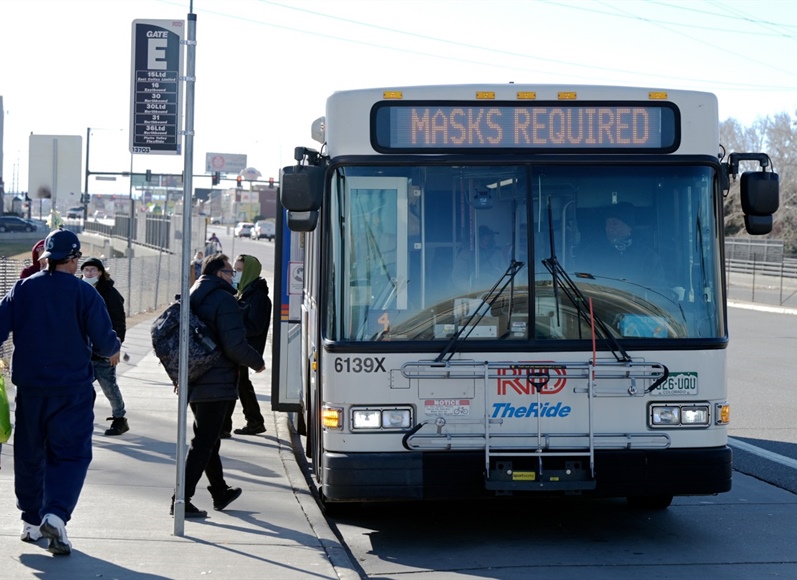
497, 363, 567, 396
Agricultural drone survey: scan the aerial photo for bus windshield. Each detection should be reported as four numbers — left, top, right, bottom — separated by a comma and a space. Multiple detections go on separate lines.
326, 163, 724, 343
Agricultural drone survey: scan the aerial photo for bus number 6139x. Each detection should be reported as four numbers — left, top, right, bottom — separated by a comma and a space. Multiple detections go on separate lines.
334, 357, 386, 373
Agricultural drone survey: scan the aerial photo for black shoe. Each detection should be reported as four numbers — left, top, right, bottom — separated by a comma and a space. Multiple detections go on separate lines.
233, 424, 266, 435
105, 417, 129, 436
170, 496, 208, 518
219, 431, 232, 439
208, 486, 242, 511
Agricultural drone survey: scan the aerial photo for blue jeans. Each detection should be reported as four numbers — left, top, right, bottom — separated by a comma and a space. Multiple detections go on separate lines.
93, 358, 125, 418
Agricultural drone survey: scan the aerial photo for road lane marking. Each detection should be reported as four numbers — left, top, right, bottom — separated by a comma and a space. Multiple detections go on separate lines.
729, 301, 797, 316
729, 437, 797, 470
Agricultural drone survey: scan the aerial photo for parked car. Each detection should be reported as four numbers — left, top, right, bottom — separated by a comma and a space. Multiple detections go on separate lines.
251, 220, 276, 241
0, 215, 38, 232
66, 206, 84, 219
234, 222, 255, 237
211, 216, 222, 225
93, 210, 108, 220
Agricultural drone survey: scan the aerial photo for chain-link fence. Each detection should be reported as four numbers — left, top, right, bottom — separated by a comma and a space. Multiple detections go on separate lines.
0, 211, 207, 365
0, 252, 188, 365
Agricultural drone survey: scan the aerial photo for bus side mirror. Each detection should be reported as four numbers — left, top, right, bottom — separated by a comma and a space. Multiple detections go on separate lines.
280, 165, 323, 212
288, 210, 319, 232
740, 171, 779, 236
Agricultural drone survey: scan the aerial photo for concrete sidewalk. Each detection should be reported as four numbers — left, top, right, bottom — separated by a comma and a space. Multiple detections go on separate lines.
0, 316, 359, 579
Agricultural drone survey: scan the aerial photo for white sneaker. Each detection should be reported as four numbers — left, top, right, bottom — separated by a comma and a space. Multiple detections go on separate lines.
20, 522, 42, 542
40, 513, 72, 555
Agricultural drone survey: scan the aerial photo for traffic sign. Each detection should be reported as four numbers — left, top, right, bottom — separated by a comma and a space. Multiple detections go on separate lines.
129, 19, 184, 155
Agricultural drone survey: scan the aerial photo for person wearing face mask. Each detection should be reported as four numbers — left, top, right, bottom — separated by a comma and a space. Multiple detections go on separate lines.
175, 253, 266, 517
221, 254, 272, 438
190, 250, 204, 285
80, 258, 129, 436
575, 203, 665, 287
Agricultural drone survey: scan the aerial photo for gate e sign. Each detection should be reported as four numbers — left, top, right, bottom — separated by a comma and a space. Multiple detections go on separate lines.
130, 19, 184, 155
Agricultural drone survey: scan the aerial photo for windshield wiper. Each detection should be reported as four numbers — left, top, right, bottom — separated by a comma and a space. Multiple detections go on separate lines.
435, 260, 525, 363
541, 198, 630, 363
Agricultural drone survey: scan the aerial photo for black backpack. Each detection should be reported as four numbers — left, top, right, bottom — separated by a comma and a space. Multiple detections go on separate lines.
151, 295, 221, 385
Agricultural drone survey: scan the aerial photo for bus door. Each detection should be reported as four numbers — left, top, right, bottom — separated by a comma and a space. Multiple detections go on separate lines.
272, 205, 304, 410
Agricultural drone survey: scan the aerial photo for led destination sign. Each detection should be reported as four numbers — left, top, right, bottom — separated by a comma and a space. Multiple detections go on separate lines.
373, 102, 678, 153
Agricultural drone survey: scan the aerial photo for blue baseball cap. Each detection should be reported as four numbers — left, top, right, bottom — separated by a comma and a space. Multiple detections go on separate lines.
41, 229, 81, 260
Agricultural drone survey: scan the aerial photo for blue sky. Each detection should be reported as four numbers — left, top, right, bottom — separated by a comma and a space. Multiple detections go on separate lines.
1, 0, 795, 194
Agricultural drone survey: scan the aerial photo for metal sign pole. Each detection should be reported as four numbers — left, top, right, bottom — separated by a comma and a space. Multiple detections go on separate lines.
174, 7, 196, 537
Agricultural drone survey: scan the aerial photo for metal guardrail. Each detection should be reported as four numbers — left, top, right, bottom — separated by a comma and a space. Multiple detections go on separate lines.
726, 257, 797, 279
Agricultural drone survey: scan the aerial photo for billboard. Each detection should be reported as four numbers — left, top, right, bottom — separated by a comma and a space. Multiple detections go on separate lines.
28, 135, 83, 207
205, 153, 248, 175
130, 19, 184, 155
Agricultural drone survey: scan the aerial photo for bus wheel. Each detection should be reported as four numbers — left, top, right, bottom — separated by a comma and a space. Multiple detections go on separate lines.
626, 495, 673, 510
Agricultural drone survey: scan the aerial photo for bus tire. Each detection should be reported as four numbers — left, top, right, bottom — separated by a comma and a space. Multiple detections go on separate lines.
626, 495, 674, 510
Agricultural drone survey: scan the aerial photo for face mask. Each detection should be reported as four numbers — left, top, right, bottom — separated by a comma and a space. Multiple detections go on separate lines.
609, 236, 632, 252
232, 271, 242, 288
83, 275, 99, 286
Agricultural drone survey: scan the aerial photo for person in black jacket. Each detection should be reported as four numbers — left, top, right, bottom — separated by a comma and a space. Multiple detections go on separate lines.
81, 257, 129, 436
173, 253, 266, 518
222, 254, 272, 437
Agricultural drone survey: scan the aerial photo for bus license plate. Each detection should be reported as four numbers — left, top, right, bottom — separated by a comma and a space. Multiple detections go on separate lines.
650, 372, 698, 396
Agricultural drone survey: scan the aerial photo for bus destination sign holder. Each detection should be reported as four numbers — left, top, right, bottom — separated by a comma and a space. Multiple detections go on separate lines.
129, 19, 184, 155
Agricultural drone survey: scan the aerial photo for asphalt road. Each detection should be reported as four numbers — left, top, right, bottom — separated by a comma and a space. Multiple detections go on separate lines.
321, 305, 797, 578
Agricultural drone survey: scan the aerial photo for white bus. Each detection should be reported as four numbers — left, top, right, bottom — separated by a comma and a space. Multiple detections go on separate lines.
272, 85, 779, 510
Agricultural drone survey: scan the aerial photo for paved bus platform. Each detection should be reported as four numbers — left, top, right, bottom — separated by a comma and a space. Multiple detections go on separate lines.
0, 316, 359, 579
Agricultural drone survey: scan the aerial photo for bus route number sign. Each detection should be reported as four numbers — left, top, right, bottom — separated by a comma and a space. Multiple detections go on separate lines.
130, 19, 184, 155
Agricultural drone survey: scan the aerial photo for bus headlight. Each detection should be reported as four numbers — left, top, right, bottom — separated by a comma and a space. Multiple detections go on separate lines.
351, 409, 381, 429
382, 408, 412, 429
651, 405, 680, 425
681, 406, 709, 425
649, 403, 710, 427
351, 407, 412, 430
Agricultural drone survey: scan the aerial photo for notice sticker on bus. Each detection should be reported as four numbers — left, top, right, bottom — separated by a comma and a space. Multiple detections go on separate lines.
424, 399, 471, 416
649, 372, 698, 396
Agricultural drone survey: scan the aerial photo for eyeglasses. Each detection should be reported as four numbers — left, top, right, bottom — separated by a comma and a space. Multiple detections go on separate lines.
220, 269, 234, 275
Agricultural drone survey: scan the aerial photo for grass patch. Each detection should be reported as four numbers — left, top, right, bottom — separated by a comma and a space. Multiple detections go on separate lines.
0, 242, 38, 260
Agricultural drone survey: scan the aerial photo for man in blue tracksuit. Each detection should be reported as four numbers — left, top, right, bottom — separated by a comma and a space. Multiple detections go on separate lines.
0, 229, 120, 556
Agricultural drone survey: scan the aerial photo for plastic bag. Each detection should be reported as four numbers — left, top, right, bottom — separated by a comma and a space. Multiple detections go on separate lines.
0, 375, 11, 443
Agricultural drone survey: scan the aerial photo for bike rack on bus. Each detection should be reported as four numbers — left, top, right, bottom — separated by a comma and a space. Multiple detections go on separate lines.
401, 358, 670, 492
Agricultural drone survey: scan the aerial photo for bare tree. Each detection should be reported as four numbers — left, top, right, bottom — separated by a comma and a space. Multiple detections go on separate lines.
721, 112, 797, 255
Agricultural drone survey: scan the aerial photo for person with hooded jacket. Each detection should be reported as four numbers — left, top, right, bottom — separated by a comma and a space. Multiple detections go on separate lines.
80, 257, 129, 436
172, 253, 265, 518
19, 239, 46, 279
221, 254, 272, 437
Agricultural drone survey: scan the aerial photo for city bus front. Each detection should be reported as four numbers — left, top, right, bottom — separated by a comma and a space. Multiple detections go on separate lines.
276, 86, 778, 508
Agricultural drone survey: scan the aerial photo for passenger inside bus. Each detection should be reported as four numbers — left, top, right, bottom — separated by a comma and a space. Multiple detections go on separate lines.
574, 202, 664, 284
